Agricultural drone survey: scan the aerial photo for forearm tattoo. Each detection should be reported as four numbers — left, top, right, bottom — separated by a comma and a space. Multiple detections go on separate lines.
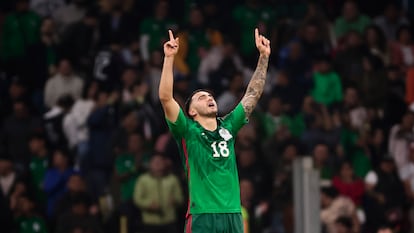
241, 55, 269, 117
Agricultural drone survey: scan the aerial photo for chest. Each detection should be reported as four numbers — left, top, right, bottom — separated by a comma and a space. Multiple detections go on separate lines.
185, 126, 235, 162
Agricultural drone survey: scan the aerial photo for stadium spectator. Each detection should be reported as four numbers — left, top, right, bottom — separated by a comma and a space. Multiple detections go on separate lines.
198, 36, 244, 90
388, 111, 414, 171
310, 56, 343, 107
14, 195, 48, 233
30, 0, 65, 17
54, 173, 97, 219
334, 216, 354, 233
389, 25, 414, 74
332, 161, 365, 206
62, 81, 97, 168
320, 186, 360, 233
133, 154, 183, 233
28, 133, 49, 208
44, 59, 83, 109
52, 0, 87, 35
217, 72, 244, 115
59, 9, 100, 74
84, 89, 119, 198
43, 94, 74, 150
0, 0, 41, 77
55, 193, 103, 233
364, 157, 406, 232
363, 25, 389, 65
43, 148, 74, 218
1, 100, 42, 173
374, 3, 410, 41
139, 0, 178, 63
175, 6, 221, 76
334, 1, 371, 41
232, 0, 275, 67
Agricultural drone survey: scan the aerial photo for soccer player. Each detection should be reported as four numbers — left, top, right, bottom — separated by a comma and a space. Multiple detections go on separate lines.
158, 29, 270, 233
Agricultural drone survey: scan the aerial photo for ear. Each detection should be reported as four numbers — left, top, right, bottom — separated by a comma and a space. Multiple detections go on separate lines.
189, 108, 197, 117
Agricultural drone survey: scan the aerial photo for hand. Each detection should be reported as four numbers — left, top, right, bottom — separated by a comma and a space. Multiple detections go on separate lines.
255, 28, 270, 56
164, 30, 179, 57
108, 91, 119, 104
149, 202, 160, 211
89, 205, 99, 215
376, 193, 386, 204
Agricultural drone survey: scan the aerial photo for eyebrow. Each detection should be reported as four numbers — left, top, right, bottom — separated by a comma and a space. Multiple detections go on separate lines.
196, 93, 212, 100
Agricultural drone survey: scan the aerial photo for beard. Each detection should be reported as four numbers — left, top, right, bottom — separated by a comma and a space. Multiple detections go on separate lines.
198, 110, 217, 118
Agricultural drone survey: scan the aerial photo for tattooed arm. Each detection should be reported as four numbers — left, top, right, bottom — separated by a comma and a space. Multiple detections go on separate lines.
241, 29, 271, 118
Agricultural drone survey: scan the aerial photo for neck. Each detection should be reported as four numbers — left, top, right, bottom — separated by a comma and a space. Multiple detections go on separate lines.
151, 171, 163, 178
37, 148, 48, 157
195, 116, 217, 131
57, 165, 67, 172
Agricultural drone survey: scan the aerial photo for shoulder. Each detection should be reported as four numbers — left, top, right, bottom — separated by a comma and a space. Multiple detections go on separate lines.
4, 14, 16, 22
165, 174, 179, 182
332, 176, 341, 183
138, 173, 151, 181
47, 74, 60, 83
334, 17, 345, 25
360, 15, 371, 23
139, 18, 153, 29
29, 11, 42, 20
73, 75, 84, 84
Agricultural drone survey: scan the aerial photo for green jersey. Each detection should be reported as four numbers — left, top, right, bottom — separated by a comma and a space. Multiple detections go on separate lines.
115, 154, 140, 201
139, 17, 178, 55
166, 103, 247, 214
29, 157, 48, 204
16, 216, 48, 233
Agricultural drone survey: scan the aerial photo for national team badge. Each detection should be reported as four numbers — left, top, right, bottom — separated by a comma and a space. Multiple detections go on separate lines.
219, 128, 232, 141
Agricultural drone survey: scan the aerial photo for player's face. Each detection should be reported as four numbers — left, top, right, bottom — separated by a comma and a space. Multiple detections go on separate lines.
190, 91, 218, 117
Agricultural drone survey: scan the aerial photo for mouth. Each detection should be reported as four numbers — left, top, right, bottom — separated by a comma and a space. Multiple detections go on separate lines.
208, 103, 215, 108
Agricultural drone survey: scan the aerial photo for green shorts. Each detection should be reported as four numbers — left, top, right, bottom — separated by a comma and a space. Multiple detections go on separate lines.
184, 213, 243, 233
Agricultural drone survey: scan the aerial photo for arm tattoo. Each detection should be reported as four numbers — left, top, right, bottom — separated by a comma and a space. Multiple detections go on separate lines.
241, 55, 269, 117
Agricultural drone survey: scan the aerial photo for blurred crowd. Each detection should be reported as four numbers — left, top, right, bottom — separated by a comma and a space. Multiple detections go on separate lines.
0, 0, 414, 233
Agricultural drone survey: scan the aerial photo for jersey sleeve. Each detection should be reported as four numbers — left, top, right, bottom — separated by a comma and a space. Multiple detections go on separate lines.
165, 107, 188, 139
223, 102, 248, 135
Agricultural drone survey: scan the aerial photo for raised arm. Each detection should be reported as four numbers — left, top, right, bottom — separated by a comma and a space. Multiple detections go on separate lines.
159, 30, 181, 122
241, 28, 271, 118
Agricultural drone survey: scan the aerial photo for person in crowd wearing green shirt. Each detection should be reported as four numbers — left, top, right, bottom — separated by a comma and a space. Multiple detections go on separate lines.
115, 132, 148, 202
175, 6, 219, 76
311, 56, 343, 107
232, 0, 275, 66
158, 28, 270, 233
133, 153, 184, 233
339, 111, 371, 178
28, 133, 49, 208
259, 96, 292, 140
15, 195, 48, 233
334, 1, 371, 40
1, 0, 41, 74
313, 143, 334, 181
139, 0, 178, 63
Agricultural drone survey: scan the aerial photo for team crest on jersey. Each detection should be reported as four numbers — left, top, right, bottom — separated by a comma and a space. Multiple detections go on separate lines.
219, 128, 232, 141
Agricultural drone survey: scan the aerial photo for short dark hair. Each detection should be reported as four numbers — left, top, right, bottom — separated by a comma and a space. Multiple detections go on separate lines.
335, 216, 353, 230
184, 89, 214, 117
396, 25, 412, 40
321, 186, 339, 199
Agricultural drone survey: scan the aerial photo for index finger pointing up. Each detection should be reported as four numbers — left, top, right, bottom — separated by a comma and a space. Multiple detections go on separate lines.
168, 30, 175, 41
255, 28, 259, 41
